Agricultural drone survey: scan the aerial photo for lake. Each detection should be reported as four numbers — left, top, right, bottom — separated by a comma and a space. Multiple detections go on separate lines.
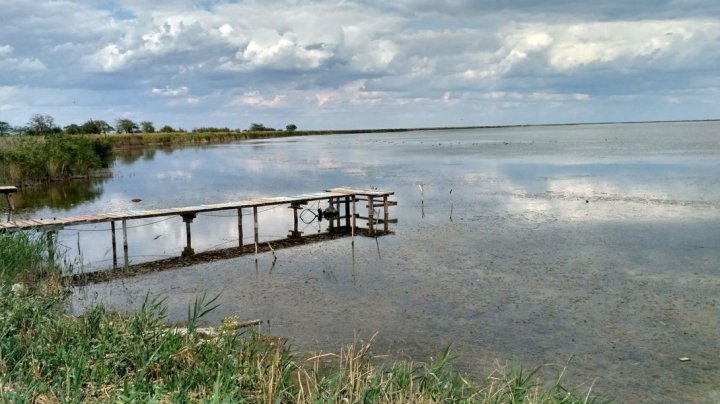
10, 121, 720, 402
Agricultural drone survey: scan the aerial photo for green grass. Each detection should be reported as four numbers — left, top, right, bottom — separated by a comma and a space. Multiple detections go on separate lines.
0, 136, 113, 185
0, 232, 609, 403
0, 232, 60, 284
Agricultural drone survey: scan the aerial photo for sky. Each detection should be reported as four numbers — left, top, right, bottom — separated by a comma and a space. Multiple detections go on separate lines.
0, 0, 719, 130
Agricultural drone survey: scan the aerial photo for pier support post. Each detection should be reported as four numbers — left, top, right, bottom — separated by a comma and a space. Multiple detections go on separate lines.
6, 193, 15, 211
383, 196, 389, 233
182, 214, 196, 257
253, 206, 259, 258
335, 197, 341, 228
111, 221, 117, 268
351, 195, 356, 245
344, 196, 350, 228
46, 230, 55, 262
289, 202, 302, 238
368, 196, 375, 235
237, 208, 243, 251
122, 219, 129, 267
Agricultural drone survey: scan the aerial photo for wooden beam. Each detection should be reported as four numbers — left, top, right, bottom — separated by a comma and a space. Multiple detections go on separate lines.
237, 208, 243, 251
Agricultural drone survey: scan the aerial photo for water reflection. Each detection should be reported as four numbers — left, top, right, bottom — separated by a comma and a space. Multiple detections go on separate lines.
14, 121, 720, 401
12, 179, 105, 212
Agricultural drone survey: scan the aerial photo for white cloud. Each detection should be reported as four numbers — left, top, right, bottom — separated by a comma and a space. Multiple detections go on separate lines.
238, 32, 334, 70
152, 86, 189, 96
231, 91, 286, 108
0, 86, 18, 99
84, 44, 134, 72
542, 20, 720, 71
0, 45, 13, 56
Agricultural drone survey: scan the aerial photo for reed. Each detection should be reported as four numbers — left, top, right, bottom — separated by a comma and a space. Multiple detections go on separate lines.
0, 136, 113, 185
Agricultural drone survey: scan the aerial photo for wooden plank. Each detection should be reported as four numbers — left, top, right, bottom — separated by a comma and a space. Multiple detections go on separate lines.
0, 186, 18, 193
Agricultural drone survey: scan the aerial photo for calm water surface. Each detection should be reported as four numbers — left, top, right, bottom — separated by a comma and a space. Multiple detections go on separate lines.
10, 122, 720, 402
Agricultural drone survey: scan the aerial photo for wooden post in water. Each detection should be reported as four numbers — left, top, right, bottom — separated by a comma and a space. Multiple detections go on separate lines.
6, 193, 15, 211
368, 196, 375, 235
46, 230, 55, 262
111, 221, 117, 268
290, 202, 302, 238
122, 219, 129, 267
351, 195, 356, 245
383, 196, 389, 233
182, 214, 196, 257
253, 206, 259, 258
328, 198, 334, 232
344, 196, 350, 228
237, 208, 243, 251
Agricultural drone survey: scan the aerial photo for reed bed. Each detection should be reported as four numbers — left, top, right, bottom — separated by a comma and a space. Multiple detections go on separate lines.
0, 232, 608, 403
0, 136, 113, 185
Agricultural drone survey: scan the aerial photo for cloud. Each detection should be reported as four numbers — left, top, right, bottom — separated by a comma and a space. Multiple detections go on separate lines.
0, 0, 717, 128
231, 91, 286, 108
152, 86, 189, 96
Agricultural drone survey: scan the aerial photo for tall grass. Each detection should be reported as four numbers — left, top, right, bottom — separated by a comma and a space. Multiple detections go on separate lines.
0, 136, 113, 185
0, 232, 59, 284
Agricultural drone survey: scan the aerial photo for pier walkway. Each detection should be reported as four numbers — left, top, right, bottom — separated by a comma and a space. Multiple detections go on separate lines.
1, 187, 396, 268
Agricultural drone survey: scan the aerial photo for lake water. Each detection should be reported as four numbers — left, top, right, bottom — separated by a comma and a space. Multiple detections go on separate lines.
10, 121, 720, 402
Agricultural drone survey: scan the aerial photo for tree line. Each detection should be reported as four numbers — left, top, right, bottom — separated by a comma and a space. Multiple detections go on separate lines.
0, 114, 298, 136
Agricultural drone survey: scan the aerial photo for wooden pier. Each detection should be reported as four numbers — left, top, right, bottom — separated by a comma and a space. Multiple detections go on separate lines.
0, 186, 17, 211
1, 187, 396, 268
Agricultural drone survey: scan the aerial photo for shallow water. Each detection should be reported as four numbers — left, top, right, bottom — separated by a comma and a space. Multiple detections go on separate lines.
10, 121, 720, 402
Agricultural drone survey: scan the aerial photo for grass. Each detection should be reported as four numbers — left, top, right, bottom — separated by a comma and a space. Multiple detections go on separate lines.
0, 232, 609, 402
0, 136, 113, 185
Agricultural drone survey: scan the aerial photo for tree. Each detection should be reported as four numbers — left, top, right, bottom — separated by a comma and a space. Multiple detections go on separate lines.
0, 121, 11, 136
249, 122, 274, 131
140, 121, 155, 133
158, 125, 175, 133
64, 124, 81, 135
80, 119, 114, 134
285, 124, 297, 132
26, 114, 59, 136
115, 118, 139, 134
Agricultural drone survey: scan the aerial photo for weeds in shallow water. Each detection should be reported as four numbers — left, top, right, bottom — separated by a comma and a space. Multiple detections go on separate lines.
0, 232, 61, 284
0, 233, 609, 402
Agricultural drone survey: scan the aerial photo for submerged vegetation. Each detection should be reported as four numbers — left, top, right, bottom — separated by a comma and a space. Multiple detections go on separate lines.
0, 233, 607, 402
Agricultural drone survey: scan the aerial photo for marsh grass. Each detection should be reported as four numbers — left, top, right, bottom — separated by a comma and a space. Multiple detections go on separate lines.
0, 136, 113, 185
0, 233, 609, 403
0, 232, 60, 284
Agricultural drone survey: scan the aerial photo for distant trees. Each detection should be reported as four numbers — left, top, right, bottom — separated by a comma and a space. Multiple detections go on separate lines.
140, 121, 155, 133
249, 123, 275, 132
7, 114, 302, 137
115, 118, 139, 134
80, 120, 114, 134
0, 121, 11, 136
26, 114, 60, 136
64, 124, 81, 135
192, 127, 232, 133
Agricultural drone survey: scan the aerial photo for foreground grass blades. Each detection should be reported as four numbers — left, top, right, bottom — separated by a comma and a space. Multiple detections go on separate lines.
0, 233, 608, 402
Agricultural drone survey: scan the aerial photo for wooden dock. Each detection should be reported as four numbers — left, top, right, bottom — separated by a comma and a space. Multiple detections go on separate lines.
0, 186, 17, 211
1, 187, 396, 268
